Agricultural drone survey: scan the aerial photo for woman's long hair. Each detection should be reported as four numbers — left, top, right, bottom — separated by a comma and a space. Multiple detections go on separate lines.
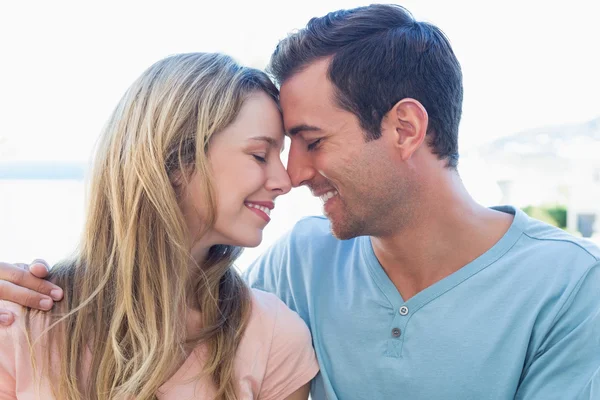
27, 53, 279, 399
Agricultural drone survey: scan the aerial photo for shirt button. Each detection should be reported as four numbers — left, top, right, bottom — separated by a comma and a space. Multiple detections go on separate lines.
399, 306, 409, 316
391, 327, 401, 338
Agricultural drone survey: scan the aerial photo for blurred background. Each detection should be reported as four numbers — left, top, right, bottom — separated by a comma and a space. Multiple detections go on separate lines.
1, 0, 599, 270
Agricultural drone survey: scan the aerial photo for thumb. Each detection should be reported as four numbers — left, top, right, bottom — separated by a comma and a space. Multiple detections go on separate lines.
0, 310, 15, 327
29, 259, 50, 278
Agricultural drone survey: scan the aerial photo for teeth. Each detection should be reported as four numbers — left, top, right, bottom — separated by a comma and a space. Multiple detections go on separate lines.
247, 203, 271, 216
319, 190, 338, 203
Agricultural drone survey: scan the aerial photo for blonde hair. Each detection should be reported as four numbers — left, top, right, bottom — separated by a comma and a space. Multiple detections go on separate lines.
28, 53, 279, 399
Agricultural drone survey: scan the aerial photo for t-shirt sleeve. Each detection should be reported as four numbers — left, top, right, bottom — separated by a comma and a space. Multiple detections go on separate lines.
242, 225, 310, 320
515, 261, 600, 399
243, 233, 287, 295
258, 296, 319, 400
0, 302, 19, 399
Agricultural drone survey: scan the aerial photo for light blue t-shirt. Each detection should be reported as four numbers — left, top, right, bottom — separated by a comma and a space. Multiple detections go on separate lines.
244, 206, 600, 399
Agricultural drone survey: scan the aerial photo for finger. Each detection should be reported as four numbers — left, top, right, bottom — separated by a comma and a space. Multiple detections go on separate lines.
31, 259, 51, 270
0, 281, 54, 310
0, 310, 15, 326
28, 261, 50, 279
0, 262, 62, 301
30, 261, 63, 301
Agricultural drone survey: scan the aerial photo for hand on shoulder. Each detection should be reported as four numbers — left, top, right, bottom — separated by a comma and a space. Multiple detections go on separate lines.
0, 260, 63, 326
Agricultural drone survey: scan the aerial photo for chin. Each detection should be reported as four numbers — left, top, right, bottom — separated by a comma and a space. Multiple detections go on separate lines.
233, 232, 263, 248
329, 217, 363, 241
330, 227, 354, 240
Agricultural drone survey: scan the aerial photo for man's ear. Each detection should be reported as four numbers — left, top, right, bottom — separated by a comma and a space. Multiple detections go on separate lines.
385, 98, 428, 161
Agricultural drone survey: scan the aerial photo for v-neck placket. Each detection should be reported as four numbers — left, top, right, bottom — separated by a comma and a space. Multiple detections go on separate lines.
359, 206, 526, 358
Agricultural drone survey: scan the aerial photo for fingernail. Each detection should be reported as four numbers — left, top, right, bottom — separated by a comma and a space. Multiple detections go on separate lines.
0, 313, 10, 324
50, 289, 62, 300
32, 260, 50, 271
39, 298, 53, 309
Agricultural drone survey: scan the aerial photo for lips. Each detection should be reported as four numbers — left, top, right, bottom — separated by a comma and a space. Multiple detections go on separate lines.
244, 201, 273, 223
244, 202, 272, 217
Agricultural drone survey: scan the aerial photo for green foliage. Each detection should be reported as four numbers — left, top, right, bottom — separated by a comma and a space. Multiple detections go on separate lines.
522, 204, 567, 229
546, 206, 567, 228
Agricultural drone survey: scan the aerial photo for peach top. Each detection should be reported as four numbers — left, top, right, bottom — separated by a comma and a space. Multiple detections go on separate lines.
0, 289, 318, 399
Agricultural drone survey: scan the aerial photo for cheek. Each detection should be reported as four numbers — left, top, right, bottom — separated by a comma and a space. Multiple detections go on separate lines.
213, 184, 239, 222
214, 168, 264, 217
313, 152, 335, 177
319, 152, 356, 182
239, 165, 268, 190
179, 190, 207, 239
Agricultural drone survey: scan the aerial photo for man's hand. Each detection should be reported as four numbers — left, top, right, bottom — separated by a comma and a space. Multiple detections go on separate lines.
0, 260, 64, 326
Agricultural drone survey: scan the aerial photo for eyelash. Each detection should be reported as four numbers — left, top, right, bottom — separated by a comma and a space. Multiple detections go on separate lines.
307, 138, 322, 151
253, 154, 267, 163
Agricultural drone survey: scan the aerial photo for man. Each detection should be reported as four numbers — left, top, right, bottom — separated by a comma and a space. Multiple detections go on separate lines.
1, 4, 599, 399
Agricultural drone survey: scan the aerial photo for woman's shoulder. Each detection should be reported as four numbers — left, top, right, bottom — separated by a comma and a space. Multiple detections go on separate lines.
0, 301, 33, 385
0, 300, 28, 342
248, 288, 285, 314
0, 300, 25, 319
0, 300, 50, 349
238, 288, 315, 358
237, 290, 318, 399
0, 301, 63, 396
0, 300, 53, 357
247, 288, 307, 333
0, 300, 49, 332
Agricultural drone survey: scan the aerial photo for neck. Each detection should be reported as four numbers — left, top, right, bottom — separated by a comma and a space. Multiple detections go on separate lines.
371, 168, 513, 300
185, 241, 212, 311
182, 244, 211, 348
190, 242, 211, 265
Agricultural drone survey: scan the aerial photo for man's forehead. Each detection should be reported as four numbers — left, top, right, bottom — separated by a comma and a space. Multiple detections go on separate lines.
279, 58, 337, 135
280, 58, 332, 98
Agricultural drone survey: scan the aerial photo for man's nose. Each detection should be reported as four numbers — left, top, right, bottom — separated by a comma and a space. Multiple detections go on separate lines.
286, 142, 316, 187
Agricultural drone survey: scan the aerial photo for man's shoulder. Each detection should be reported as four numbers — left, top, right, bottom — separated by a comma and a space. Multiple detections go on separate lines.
288, 215, 334, 239
518, 211, 600, 265
243, 215, 358, 307
265, 215, 342, 252
506, 210, 600, 310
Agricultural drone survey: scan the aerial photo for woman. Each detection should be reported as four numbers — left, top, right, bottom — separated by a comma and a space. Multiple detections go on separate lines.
0, 53, 318, 399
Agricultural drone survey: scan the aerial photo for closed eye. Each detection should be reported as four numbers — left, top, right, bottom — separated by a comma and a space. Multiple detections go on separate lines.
307, 138, 323, 151
253, 154, 267, 163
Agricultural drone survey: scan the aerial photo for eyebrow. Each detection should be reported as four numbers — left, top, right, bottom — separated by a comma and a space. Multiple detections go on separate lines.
249, 136, 285, 152
287, 124, 322, 136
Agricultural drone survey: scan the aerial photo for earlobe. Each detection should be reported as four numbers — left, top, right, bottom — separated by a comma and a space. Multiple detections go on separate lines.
390, 98, 428, 161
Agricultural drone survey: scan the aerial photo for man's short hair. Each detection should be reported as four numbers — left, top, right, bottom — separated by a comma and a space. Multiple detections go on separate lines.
268, 4, 463, 168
